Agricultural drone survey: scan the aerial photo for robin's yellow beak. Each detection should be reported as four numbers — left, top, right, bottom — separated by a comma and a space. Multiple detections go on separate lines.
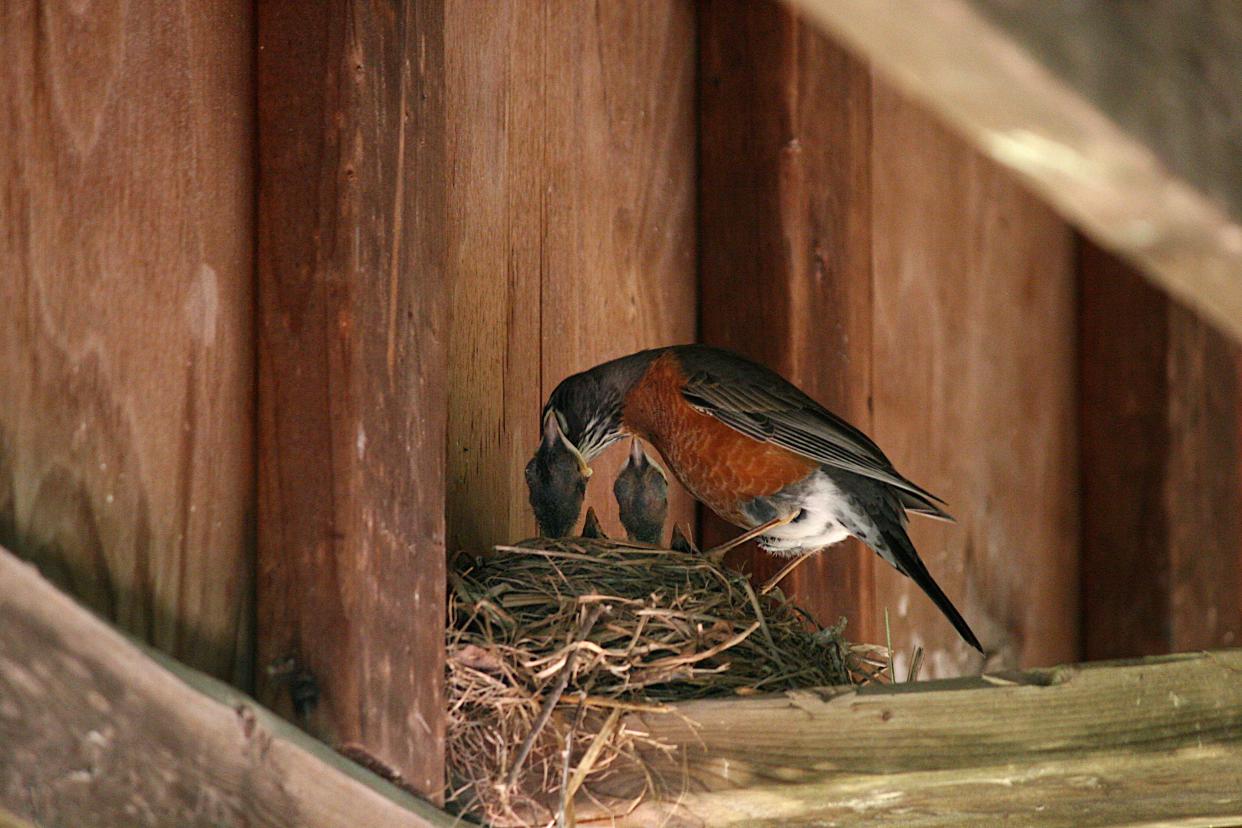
545, 411, 592, 478
568, 441, 593, 478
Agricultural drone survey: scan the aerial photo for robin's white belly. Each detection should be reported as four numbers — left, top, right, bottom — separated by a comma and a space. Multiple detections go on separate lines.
752, 471, 860, 557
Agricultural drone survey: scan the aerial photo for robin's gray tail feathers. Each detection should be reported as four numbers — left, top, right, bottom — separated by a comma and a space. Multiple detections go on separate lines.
878, 522, 983, 654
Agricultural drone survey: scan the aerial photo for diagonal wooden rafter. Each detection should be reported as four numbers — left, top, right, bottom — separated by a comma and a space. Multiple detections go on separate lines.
786, 0, 1242, 340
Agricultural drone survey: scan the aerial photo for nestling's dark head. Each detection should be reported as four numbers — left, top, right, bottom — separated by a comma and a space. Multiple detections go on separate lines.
613, 439, 668, 545
525, 412, 592, 538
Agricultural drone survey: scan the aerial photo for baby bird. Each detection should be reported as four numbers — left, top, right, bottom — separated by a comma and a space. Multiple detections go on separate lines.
525, 411, 591, 538
613, 439, 669, 545
580, 506, 608, 539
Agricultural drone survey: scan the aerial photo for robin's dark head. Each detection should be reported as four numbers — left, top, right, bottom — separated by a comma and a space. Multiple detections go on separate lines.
542, 349, 661, 460
614, 439, 668, 545
525, 412, 592, 538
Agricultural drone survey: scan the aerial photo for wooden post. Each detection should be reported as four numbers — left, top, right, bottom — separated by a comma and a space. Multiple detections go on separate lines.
870, 88, 1079, 674
445, 0, 697, 552
0, 0, 255, 684
1080, 240, 1242, 658
256, 0, 447, 799
697, 0, 876, 639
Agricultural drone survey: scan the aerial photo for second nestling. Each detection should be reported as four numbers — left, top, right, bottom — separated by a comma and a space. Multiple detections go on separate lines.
613, 439, 669, 545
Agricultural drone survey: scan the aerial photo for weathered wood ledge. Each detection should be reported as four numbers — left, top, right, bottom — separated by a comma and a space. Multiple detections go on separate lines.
0, 546, 455, 828
583, 649, 1242, 826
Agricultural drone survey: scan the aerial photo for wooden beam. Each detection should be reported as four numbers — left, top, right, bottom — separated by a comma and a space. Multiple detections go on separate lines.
256, 0, 446, 798
1080, 240, 1242, 659
869, 83, 1079, 674
0, 547, 453, 828
445, 0, 697, 551
0, 0, 254, 684
786, 0, 1242, 342
697, 0, 876, 639
583, 650, 1242, 826
0, 808, 34, 828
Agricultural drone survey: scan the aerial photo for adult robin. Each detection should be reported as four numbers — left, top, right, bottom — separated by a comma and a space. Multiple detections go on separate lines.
525, 344, 983, 653
614, 439, 669, 545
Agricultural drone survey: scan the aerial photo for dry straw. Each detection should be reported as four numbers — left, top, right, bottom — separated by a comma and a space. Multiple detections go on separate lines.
445, 536, 888, 826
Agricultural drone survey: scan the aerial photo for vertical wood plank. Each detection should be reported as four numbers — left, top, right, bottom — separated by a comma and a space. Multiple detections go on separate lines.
257, 0, 446, 799
871, 86, 1079, 676
1080, 240, 1242, 658
445, 1, 542, 556
1079, 242, 1171, 659
446, 0, 697, 552
697, 0, 876, 638
1166, 305, 1242, 651
0, 1, 254, 684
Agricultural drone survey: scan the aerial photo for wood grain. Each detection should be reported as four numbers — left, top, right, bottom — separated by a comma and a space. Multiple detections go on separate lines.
445, 0, 697, 553
968, 0, 1242, 219
788, 0, 1242, 345
256, 0, 447, 799
584, 650, 1242, 826
0, 547, 454, 828
0, 0, 254, 684
0, 808, 34, 828
1080, 240, 1242, 658
870, 86, 1079, 676
697, 0, 876, 639
1166, 301, 1242, 650
1079, 242, 1173, 659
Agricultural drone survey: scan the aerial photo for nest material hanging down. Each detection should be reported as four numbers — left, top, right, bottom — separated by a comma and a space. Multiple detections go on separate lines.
445, 537, 890, 826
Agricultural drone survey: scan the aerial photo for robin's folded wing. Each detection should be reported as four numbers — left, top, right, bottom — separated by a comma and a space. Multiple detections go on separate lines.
681, 372, 952, 518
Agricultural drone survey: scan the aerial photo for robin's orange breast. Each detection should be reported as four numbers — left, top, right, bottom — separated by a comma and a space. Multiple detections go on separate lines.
621, 352, 817, 527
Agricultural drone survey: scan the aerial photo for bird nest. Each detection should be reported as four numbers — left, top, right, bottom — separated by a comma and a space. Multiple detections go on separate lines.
445, 536, 889, 826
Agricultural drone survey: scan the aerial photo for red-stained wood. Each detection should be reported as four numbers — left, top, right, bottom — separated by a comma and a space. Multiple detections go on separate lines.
870, 85, 1079, 676
1165, 303, 1242, 651
697, 0, 876, 639
257, 0, 446, 800
1079, 242, 1172, 659
446, 0, 697, 553
0, 0, 254, 684
1080, 240, 1242, 659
